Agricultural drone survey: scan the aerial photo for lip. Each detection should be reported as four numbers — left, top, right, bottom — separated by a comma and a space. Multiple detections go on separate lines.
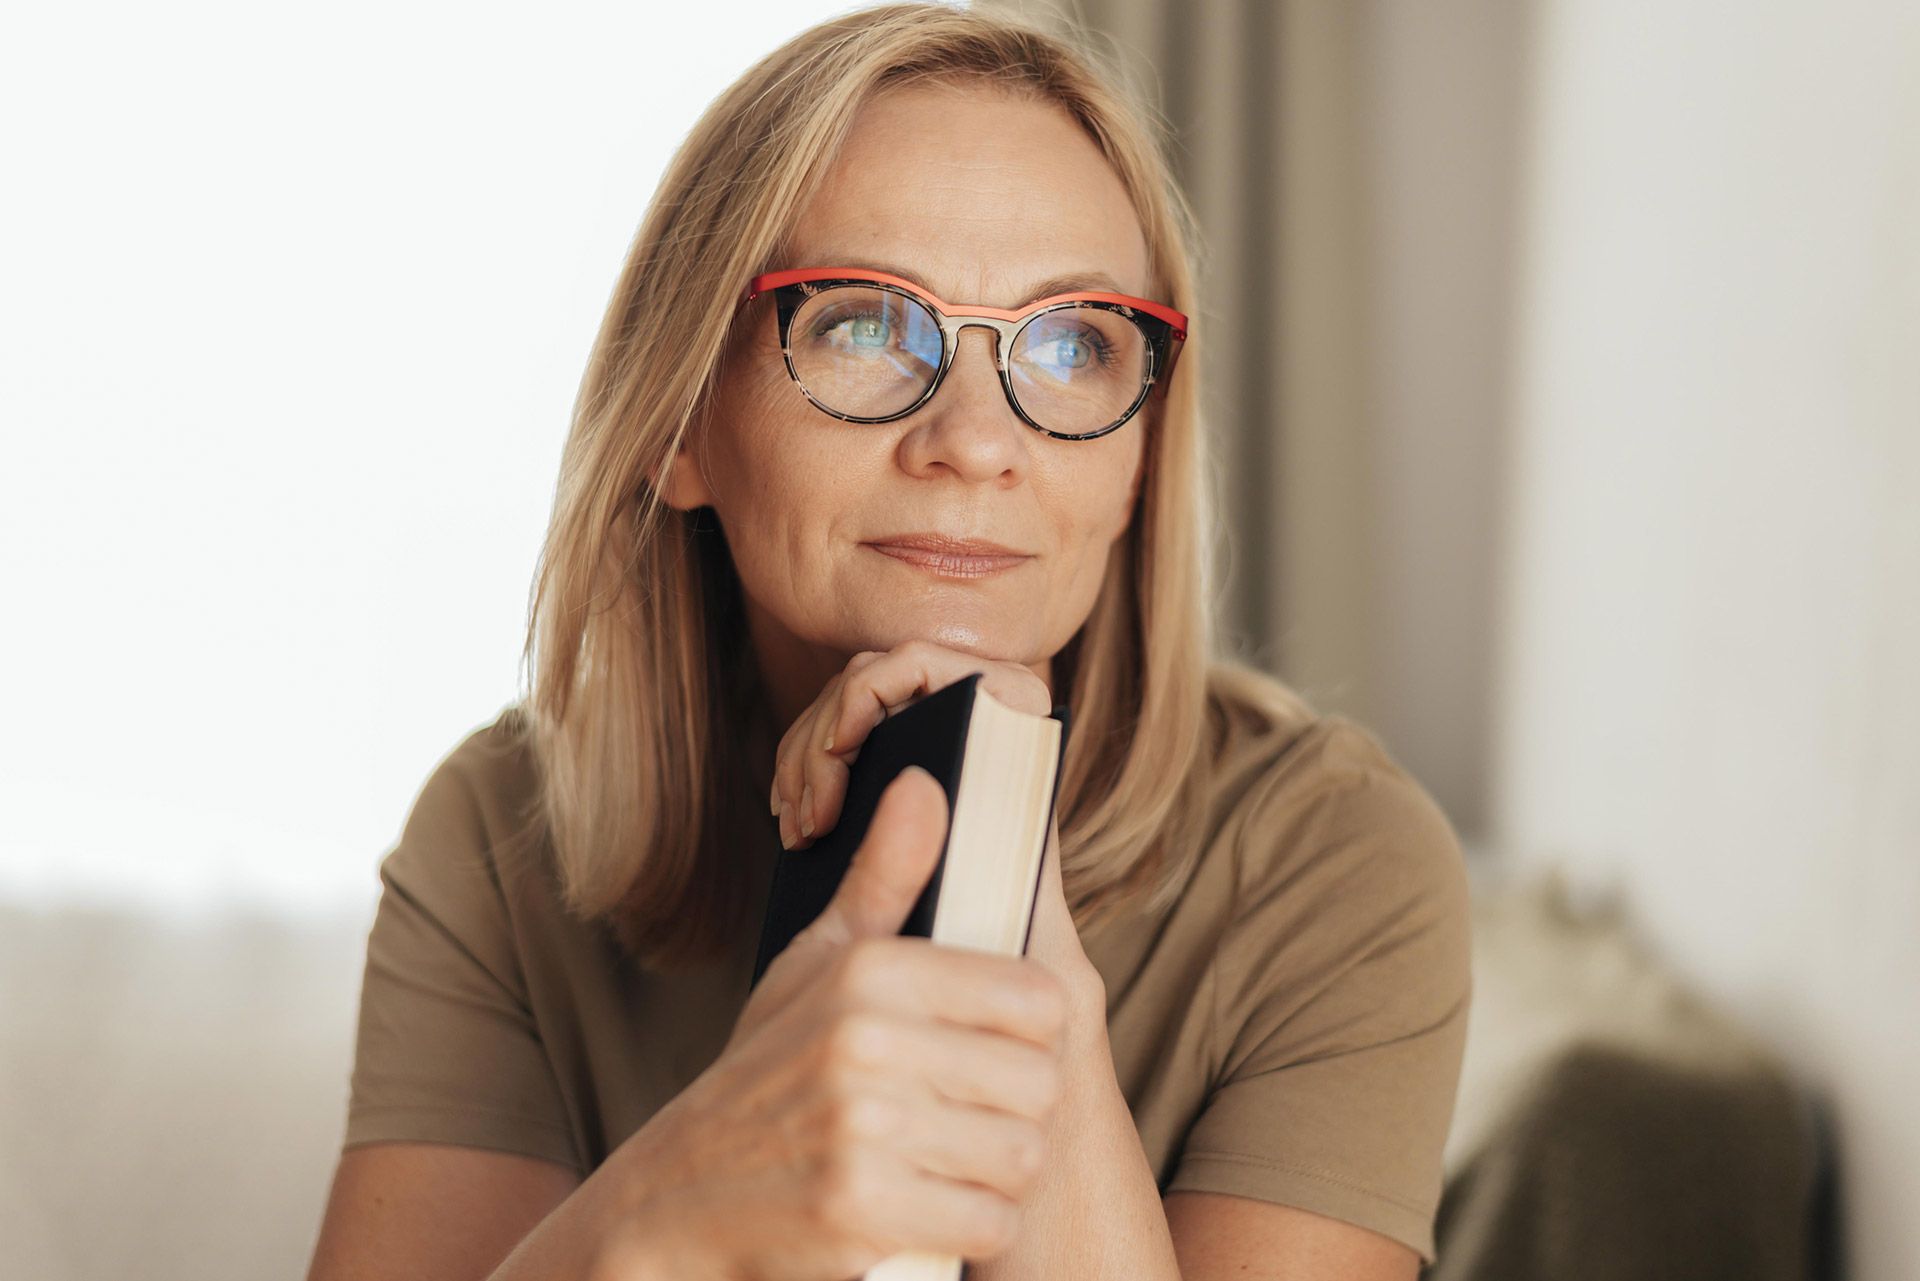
864, 532, 1034, 578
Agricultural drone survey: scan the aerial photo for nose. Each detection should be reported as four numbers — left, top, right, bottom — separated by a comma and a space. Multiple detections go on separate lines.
896, 323, 1030, 486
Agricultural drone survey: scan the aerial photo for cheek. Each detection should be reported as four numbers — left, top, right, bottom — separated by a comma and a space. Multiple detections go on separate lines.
1079, 438, 1144, 542
707, 366, 811, 510
1038, 442, 1141, 594
705, 372, 867, 585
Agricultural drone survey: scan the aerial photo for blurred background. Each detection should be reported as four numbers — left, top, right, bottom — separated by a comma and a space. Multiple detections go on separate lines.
1, 1, 1913, 1278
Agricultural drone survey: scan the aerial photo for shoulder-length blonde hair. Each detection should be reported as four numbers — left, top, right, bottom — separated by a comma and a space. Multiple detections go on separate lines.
515, 2, 1219, 970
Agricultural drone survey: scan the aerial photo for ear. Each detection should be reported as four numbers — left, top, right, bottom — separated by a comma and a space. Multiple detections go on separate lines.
655, 430, 717, 513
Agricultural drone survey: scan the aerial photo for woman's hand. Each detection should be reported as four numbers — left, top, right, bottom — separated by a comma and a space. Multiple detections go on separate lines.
769, 641, 1102, 1008
590, 766, 1072, 1281
769, 639, 1051, 852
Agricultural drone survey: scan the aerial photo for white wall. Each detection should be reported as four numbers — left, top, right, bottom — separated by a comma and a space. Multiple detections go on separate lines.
1490, 4, 1919, 1278
0, 0, 859, 920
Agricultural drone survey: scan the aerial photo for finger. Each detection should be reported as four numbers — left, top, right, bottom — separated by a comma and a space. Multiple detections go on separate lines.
795, 696, 855, 848
809, 767, 950, 942
888, 1016, 1064, 1124
821, 642, 987, 768
794, 645, 1052, 849
972, 661, 1054, 718
845, 1150, 1020, 1264
802, 645, 924, 844
789, 652, 891, 848
883, 1090, 1052, 1206
827, 650, 888, 754
849, 934, 1070, 1058
774, 670, 843, 848
775, 652, 890, 845
809, 649, 1051, 847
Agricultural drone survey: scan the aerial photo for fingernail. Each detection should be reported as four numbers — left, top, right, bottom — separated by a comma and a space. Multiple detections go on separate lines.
799, 785, 814, 838
779, 807, 795, 850
823, 732, 835, 753
770, 779, 781, 816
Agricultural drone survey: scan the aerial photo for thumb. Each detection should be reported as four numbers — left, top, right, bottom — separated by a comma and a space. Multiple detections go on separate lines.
803, 765, 949, 949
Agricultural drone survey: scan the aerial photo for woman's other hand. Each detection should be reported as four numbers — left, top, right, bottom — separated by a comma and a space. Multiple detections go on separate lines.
591, 766, 1070, 1281
769, 640, 1051, 853
770, 641, 1102, 1007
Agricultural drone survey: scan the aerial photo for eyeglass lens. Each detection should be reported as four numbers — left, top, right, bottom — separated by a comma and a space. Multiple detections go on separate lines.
786, 285, 1150, 435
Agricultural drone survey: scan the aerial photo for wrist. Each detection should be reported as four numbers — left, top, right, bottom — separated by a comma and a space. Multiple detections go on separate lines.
1060, 973, 1111, 1072
591, 1110, 736, 1281
588, 1229, 711, 1281
589, 1191, 732, 1281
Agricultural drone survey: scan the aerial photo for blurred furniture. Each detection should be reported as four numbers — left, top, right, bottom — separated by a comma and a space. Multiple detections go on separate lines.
1433, 862, 1833, 1280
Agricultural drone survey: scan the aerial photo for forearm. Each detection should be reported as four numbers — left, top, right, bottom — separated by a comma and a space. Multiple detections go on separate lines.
970, 1035, 1183, 1281
484, 1144, 714, 1281
483, 1175, 627, 1281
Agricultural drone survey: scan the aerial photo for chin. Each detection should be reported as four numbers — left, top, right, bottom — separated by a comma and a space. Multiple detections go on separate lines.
923, 622, 1001, 655
838, 615, 1017, 663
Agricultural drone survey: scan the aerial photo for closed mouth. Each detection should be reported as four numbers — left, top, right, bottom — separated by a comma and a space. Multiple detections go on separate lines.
864, 541, 1033, 577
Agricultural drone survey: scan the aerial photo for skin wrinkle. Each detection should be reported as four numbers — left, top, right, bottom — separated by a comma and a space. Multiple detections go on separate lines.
661, 80, 1154, 740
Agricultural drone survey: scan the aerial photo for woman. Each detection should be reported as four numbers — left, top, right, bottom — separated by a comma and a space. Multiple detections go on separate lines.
307, 6, 1471, 1280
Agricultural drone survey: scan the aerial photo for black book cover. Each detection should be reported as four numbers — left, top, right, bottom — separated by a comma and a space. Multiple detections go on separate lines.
749, 670, 1074, 990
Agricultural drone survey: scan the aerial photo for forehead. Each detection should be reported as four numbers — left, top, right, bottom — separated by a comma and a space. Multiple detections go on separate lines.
782, 81, 1155, 307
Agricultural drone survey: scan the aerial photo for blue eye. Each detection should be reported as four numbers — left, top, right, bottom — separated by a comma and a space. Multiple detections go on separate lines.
1027, 327, 1114, 373
813, 308, 899, 351
845, 313, 891, 348
1049, 335, 1094, 368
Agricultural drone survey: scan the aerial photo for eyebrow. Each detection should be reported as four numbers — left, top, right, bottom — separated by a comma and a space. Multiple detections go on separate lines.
816, 257, 1134, 306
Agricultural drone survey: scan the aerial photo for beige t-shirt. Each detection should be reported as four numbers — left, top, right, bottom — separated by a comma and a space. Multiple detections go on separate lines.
342, 663, 1472, 1265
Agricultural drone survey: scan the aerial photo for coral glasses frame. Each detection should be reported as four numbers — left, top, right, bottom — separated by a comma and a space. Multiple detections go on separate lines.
740, 266, 1189, 441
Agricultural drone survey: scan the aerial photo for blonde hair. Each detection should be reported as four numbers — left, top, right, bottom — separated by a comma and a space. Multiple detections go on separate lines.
517, 2, 1228, 970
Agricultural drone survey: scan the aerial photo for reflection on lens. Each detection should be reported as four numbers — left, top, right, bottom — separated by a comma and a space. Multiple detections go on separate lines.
1009, 306, 1147, 436
789, 286, 943, 419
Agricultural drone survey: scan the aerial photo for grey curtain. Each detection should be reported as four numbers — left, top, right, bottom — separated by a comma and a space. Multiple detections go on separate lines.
978, 0, 1527, 843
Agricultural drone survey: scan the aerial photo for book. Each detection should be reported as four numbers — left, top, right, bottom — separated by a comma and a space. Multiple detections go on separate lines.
748, 671, 1073, 1281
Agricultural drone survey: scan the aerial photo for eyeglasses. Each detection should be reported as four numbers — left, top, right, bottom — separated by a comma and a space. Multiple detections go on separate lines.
739, 266, 1188, 441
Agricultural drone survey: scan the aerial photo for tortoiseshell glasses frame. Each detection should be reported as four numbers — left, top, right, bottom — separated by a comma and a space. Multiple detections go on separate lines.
739, 266, 1189, 441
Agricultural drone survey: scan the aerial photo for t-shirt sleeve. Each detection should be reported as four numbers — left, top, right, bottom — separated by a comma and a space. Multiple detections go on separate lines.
341, 743, 583, 1172
1165, 719, 1473, 1266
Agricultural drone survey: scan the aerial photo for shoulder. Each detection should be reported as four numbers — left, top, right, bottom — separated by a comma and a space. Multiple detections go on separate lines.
1201, 662, 1319, 771
423, 702, 538, 796
1194, 661, 1320, 837
1197, 670, 1472, 1086
384, 704, 548, 898
1200, 662, 1469, 934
